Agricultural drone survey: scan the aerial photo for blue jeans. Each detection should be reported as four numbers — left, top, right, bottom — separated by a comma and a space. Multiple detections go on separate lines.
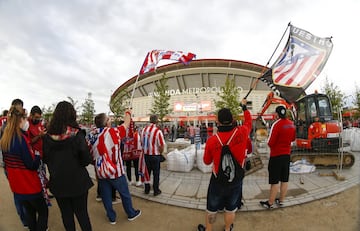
98, 176, 137, 222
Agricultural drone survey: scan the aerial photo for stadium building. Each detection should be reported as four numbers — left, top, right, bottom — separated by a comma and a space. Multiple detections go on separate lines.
110, 59, 275, 123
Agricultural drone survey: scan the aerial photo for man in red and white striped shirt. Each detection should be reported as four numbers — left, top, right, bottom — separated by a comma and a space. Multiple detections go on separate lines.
140, 114, 165, 196
87, 111, 141, 224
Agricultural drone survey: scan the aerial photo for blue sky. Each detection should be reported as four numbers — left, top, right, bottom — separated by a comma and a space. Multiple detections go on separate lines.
0, 0, 359, 114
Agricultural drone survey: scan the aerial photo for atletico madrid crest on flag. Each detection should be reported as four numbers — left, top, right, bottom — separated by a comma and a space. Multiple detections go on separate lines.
260, 24, 333, 103
272, 26, 333, 88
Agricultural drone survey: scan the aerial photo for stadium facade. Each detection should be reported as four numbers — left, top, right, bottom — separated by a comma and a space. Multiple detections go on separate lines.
110, 59, 275, 123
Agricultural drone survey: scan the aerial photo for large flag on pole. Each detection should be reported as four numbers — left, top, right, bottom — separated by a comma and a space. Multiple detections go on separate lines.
260, 24, 333, 103
139, 50, 196, 75
130, 49, 196, 106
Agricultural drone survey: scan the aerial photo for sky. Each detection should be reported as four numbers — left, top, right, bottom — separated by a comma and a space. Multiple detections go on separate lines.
0, 0, 359, 114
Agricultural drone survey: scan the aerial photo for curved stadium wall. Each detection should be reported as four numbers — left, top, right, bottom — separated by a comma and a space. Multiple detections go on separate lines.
110, 59, 272, 122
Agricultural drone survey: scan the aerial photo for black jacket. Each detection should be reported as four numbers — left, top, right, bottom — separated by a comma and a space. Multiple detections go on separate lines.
43, 129, 93, 198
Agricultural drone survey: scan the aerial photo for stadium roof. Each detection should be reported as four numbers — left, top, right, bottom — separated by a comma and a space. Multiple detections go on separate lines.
110, 59, 270, 112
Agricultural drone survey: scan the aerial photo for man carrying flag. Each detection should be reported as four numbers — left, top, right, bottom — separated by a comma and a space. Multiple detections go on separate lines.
87, 111, 141, 224
254, 24, 333, 210
130, 50, 196, 188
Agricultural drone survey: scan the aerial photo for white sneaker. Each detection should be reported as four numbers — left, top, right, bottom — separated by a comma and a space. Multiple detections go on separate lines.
135, 181, 142, 187
112, 198, 122, 205
129, 180, 135, 186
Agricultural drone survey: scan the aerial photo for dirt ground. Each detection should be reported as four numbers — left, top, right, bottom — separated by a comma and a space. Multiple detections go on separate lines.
0, 169, 359, 231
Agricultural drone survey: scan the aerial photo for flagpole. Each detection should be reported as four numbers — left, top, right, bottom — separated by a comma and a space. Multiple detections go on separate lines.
129, 74, 140, 109
129, 52, 150, 109
244, 22, 291, 99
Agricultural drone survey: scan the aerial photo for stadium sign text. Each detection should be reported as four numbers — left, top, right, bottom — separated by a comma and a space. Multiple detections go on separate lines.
148, 86, 243, 97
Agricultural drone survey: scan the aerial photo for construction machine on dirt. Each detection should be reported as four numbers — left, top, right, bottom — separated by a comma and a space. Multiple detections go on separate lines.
254, 92, 355, 168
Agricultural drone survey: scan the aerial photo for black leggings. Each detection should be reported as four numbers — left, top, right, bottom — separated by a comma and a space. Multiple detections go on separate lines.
22, 196, 48, 231
125, 159, 139, 182
55, 192, 92, 231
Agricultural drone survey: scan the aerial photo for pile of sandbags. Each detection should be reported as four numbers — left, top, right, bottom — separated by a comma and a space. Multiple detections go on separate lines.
167, 146, 196, 172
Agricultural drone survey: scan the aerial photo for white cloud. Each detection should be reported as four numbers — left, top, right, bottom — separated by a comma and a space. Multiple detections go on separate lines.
0, 0, 359, 113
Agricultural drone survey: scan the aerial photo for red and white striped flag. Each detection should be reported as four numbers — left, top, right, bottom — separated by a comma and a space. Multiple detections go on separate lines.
89, 127, 125, 179
139, 50, 196, 75
260, 24, 333, 103
138, 151, 150, 183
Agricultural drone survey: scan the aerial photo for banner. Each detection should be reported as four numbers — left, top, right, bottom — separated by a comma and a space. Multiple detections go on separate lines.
139, 50, 196, 75
260, 24, 333, 103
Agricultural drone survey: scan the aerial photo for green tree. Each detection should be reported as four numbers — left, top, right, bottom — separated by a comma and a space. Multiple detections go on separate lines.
214, 76, 241, 120
353, 84, 360, 110
150, 73, 172, 126
322, 77, 345, 118
80, 92, 95, 126
347, 84, 360, 119
41, 104, 55, 127
110, 88, 130, 125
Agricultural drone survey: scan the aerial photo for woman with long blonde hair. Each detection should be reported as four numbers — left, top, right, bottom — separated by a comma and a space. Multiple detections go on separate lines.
1, 104, 48, 231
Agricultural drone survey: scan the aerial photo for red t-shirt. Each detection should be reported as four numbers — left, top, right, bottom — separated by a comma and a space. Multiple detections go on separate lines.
28, 119, 45, 155
203, 110, 252, 174
267, 118, 296, 157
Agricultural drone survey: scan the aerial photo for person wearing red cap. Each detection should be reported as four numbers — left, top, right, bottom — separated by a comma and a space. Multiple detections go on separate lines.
260, 105, 296, 209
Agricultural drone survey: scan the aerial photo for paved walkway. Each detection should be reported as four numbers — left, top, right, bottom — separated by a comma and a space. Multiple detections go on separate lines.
87, 146, 360, 212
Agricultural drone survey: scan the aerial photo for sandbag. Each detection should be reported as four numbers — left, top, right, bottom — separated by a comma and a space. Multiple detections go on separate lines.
196, 149, 213, 173
350, 129, 360, 151
167, 147, 195, 172
341, 128, 354, 145
290, 159, 316, 174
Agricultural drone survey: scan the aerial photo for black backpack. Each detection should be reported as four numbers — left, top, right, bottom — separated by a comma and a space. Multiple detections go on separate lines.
214, 128, 244, 184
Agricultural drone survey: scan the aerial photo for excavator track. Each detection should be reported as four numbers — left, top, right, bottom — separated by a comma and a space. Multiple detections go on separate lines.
290, 150, 355, 168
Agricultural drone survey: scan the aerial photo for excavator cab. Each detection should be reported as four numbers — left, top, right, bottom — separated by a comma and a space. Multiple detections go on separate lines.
294, 93, 340, 151
256, 91, 354, 168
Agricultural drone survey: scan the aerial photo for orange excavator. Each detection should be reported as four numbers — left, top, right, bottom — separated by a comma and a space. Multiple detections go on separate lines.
255, 91, 355, 168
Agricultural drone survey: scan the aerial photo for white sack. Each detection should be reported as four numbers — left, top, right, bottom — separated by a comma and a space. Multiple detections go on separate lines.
167, 147, 195, 172
196, 149, 213, 173
350, 129, 360, 151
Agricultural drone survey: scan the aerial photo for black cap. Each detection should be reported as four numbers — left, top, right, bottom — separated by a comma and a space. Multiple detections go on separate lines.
218, 108, 233, 125
276, 105, 286, 118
